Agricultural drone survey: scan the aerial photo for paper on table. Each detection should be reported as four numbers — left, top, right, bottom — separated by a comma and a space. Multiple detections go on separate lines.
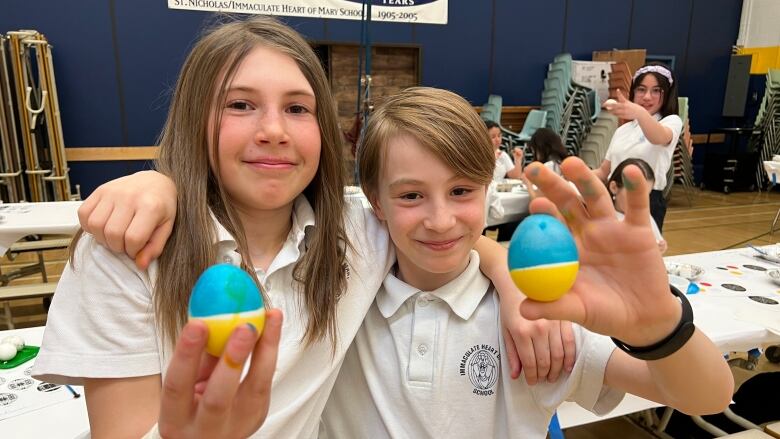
0, 364, 74, 421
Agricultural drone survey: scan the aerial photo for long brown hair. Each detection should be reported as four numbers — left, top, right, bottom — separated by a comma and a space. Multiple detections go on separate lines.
72, 16, 348, 350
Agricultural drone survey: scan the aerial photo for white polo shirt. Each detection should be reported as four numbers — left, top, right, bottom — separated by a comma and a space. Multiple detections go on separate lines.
321, 251, 623, 439
494, 151, 516, 181
605, 114, 682, 191
33, 195, 394, 439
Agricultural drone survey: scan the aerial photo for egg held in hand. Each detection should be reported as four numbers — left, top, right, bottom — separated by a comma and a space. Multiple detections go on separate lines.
508, 214, 579, 302
188, 264, 266, 356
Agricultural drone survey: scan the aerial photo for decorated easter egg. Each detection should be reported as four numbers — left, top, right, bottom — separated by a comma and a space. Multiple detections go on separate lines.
508, 214, 579, 302
188, 264, 265, 356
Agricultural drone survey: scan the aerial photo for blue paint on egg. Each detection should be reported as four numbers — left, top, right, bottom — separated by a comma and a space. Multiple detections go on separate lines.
188, 264, 265, 356
508, 214, 579, 302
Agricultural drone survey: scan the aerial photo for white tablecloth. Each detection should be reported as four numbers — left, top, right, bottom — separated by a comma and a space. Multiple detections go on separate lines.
558, 247, 780, 429
0, 326, 89, 438
5, 246, 779, 435
0, 202, 82, 253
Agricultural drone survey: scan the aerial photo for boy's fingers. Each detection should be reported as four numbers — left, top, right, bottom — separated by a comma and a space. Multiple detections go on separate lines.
520, 294, 586, 327
134, 220, 173, 270
546, 324, 564, 382
525, 162, 590, 227
102, 204, 134, 254
561, 321, 577, 373
160, 321, 208, 427
559, 158, 614, 220
502, 327, 522, 380
84, 201, 114, 247
620, 165, 652, 228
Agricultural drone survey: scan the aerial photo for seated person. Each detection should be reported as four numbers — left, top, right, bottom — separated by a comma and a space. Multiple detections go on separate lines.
526, 127, 568, 176
487, 120, 523, 180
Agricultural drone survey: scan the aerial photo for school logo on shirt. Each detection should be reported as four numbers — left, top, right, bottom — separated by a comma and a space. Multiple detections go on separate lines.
459, 344, 500, 396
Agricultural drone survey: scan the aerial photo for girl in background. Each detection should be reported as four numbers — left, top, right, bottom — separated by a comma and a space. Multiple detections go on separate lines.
595, 63, 682, 231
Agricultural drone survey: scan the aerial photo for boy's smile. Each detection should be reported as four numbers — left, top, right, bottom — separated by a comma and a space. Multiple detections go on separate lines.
372, 134, 487, 291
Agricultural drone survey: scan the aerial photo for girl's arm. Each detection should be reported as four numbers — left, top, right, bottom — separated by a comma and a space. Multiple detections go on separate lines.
506, 149, 525, 178
475, 236, 576, 385
593, 159, 611, 183
85, 376, 161, 438
522, 158, 732, 415
609, 90, 674, 145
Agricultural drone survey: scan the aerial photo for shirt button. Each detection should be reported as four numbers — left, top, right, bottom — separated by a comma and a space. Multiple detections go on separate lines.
417, 344, 428, 356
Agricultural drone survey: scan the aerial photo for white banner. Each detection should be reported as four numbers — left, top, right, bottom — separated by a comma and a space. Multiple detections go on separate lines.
168, 0, 448, 24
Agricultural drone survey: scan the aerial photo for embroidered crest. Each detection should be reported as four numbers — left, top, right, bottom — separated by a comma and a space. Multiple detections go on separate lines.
459, 344, 500, 396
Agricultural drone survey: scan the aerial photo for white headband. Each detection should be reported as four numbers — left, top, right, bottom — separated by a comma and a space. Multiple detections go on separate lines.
633, 65, 674, 85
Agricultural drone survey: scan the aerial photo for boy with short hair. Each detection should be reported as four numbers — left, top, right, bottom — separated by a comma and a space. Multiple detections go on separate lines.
320, 87, 732, 438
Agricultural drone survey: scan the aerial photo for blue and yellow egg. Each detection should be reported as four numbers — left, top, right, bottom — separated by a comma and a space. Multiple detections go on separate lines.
508, 214, 579, 302
188, 264, 265, 356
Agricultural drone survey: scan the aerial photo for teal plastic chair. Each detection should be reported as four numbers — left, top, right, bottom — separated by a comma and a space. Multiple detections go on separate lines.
517, 110, 549, 142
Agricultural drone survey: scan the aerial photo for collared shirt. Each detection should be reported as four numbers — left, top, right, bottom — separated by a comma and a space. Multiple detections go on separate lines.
322, 251, 623, 439
34, 195, 394, 439
605, 114, 682, 191
494, 151, 516, 181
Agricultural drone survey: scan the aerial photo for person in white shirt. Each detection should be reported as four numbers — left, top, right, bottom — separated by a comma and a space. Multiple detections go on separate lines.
322, 87, 732, 438
486, 120, 523, 181
608, 158, 667, 254
594, 63, 683, 232
38, 17, 575, 439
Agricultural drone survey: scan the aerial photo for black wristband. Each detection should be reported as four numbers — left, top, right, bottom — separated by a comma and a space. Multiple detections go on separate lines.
611, 285, 695, 361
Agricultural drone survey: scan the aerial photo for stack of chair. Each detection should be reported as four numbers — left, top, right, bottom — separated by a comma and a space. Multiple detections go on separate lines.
539, 53, 599, 160
666, 97, 695, 205
608, 62, 632, 98
754, 69, 780, 187
578, 113, 618, 169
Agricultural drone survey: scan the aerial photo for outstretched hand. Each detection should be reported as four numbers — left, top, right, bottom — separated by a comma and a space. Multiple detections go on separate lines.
520, 158, 680, 347
605, 89, 647, 122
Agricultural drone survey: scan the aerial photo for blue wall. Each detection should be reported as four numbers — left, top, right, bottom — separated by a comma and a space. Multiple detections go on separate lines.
2, 0, 743, 195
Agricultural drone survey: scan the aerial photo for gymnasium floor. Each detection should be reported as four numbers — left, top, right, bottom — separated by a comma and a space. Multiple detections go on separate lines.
3, 185, 780, 437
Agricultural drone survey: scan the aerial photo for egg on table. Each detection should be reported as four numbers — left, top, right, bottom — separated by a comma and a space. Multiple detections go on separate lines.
1, 335, 24, 351
507, 214, 579, 302
189, 264, 266, 357
0, 343, 16, 361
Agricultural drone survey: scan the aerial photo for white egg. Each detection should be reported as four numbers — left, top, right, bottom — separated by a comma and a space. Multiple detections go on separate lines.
0, 343, 16, 361
1, 335, 24, 351
604, 98, 617, 108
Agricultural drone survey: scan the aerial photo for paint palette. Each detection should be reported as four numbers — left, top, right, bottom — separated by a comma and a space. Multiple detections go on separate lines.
665, 262, 704, 281
766, 268, 780, 286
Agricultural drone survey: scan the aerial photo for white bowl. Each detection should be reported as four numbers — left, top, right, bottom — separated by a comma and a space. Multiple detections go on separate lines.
767, 269, 780, 286
665, 262, 704, 281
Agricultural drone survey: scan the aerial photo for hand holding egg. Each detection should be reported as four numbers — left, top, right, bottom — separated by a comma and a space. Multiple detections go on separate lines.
518, 159, 676, 345
603, 98, 617, 110
188, 264, 266, 357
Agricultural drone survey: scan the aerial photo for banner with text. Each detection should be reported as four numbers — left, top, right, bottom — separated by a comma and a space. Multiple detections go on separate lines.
168, 0, 448, 24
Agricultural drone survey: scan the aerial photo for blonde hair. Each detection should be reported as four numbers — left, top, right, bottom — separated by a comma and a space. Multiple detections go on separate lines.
358, 87, 495, 200
72, 16, 349, 350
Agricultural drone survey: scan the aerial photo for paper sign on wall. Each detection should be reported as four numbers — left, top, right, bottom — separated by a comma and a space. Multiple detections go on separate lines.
168, 0, 448, 24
